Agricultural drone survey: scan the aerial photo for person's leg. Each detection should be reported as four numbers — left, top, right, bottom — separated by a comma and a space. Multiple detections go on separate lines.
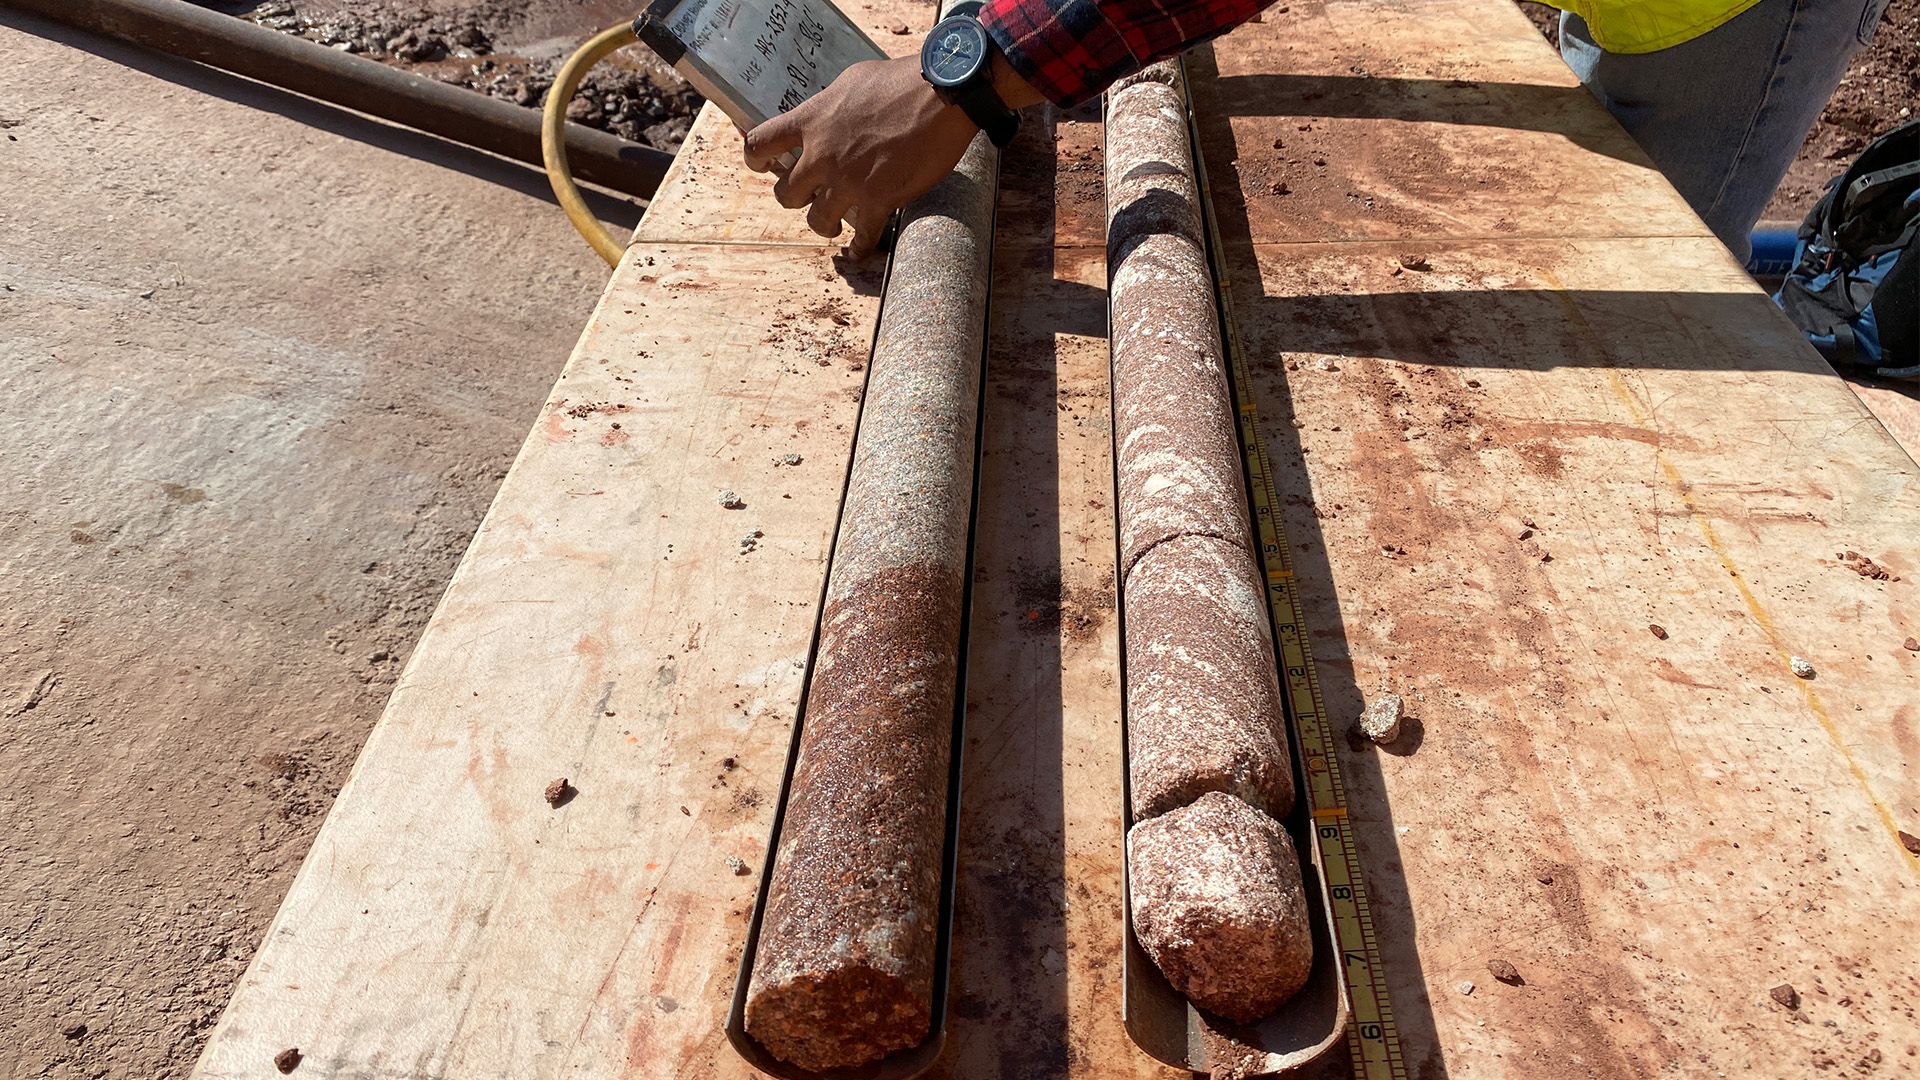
1560, 0, 1887, 262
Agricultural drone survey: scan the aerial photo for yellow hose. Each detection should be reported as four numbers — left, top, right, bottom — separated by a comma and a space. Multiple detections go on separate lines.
543, 24, 641, 267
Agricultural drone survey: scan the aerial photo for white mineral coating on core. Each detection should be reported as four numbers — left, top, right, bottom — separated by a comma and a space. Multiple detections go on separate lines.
1105, 63, 1252, 572
1107, 60, 1314, 1021
1125, 535, 1293, 822
745, 128, 999, 1072
1360, 693, 1405, 744
821, 133, 998, 585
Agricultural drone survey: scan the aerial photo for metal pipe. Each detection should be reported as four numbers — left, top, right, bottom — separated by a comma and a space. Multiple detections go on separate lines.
3, 0, 673, 199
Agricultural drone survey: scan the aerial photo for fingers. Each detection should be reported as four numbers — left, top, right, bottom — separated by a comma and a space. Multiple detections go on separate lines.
770, 166, 820, 211
845, 203, 893, 262
742, 110, 804, 174
806, 188, 857, 239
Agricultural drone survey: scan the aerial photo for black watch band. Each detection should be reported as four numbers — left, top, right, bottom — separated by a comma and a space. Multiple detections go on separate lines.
950, 78, 1020, 148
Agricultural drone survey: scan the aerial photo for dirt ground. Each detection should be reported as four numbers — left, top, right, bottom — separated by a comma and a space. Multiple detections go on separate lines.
0, 6, 634, 1077
1517, 0, 1917, 223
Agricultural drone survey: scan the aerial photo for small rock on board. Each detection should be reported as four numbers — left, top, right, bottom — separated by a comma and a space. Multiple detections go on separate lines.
1486, 958, 1522, 984
1648, 624, 1668, 640
1128, 791, 1313, 1023
1359, 693, 1404, 744
543, 778, 572, 808
274, 1048, 303, 1074
1790, 656, 1814, 679
1770, 983, 1799, 1009
1899, 830, 1920, 855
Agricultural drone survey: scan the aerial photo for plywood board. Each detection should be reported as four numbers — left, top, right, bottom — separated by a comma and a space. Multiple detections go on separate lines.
189, 236, 885, 1078
1213, 189, 1920, 1080
198, 0, 1920, 1073
1186, 0, 1712, 244
925, 111, 1183, 1080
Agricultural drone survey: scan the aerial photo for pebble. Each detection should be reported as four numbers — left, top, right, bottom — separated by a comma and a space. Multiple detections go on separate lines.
1458, 981, 1474, 995
739, 528, 764, 553
1359, 693, 1404, 744
1790, 656, 1814, 679
60, 1023, 86, 1040
1770, 983, 1799, 1009
727, 855, 750, 876
543, 778, 572, 808
1486, 958, 1521, 984
1648, 624, 1667, 640
718, 489, 744, 509
274, 1047, 303, 1074
777, 453, 803, 466
1903, 637, 1918, 652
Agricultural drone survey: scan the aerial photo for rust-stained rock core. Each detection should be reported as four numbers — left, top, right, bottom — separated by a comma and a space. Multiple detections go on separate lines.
745, 132, 998, 1072
1108, 59, 1312, 1025
1106, 63, 1251, 573
1128, 791, 1314, 1023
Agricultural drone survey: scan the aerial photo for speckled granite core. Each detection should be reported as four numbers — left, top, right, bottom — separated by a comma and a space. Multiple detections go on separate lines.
1125, 534, 1293, 822
1106, 66, 1252, 573
1128, 792, 1314, 1022
744, 132, 999, 1072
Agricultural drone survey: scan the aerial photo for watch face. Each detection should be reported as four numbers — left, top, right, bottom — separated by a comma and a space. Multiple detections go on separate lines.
921, 18, 987, 89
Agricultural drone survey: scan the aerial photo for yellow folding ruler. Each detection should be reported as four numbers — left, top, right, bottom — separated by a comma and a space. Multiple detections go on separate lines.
1181, 66, 1411, 1080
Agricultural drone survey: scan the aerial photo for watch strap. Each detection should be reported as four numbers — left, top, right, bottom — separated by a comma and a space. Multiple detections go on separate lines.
950, 77, 1019, 149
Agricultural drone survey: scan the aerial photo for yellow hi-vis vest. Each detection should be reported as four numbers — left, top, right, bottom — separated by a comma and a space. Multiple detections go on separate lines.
1536, 0, 1763, 52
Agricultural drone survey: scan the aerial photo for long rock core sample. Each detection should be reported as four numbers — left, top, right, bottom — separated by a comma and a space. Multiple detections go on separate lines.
1107, 62, 1293, 824
743, 132, 999, 1071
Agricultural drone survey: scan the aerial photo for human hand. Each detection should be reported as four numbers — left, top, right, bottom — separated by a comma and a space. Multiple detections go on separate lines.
742, 55, 980, 259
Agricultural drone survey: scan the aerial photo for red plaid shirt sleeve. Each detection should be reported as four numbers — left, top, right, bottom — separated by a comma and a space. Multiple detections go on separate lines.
980, 0, 1266, 106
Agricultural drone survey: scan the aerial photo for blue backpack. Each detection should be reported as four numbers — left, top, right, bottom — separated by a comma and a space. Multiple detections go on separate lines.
1773, 119, 1918, 379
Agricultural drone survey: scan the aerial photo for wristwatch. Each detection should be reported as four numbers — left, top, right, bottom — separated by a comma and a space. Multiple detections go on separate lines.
919, 10, 1020, 149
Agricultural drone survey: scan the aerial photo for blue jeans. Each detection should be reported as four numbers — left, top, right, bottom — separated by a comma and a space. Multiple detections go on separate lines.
1560, 0, 1888, 262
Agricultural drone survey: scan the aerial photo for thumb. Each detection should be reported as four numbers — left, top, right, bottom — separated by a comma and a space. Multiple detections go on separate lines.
846, 205, 894, 262
743, 111, 805, 174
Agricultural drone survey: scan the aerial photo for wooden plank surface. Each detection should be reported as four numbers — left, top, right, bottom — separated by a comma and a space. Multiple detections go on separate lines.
1185, 0, 1712, 245
189, 6, 921, 1072
1191, 2, 1920, 1076
927, 110, 1179, 1079
189, 234, 885, 1079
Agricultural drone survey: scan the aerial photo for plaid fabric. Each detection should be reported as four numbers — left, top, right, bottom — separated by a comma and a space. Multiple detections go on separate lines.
980, 0, 1265, 106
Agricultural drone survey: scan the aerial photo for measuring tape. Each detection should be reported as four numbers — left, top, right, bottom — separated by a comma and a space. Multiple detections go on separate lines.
1181, 63, 1410, 1080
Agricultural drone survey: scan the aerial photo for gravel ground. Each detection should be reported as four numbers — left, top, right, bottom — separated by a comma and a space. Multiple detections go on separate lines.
199, 0, 706, 153
1516, 0, 1915, 224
